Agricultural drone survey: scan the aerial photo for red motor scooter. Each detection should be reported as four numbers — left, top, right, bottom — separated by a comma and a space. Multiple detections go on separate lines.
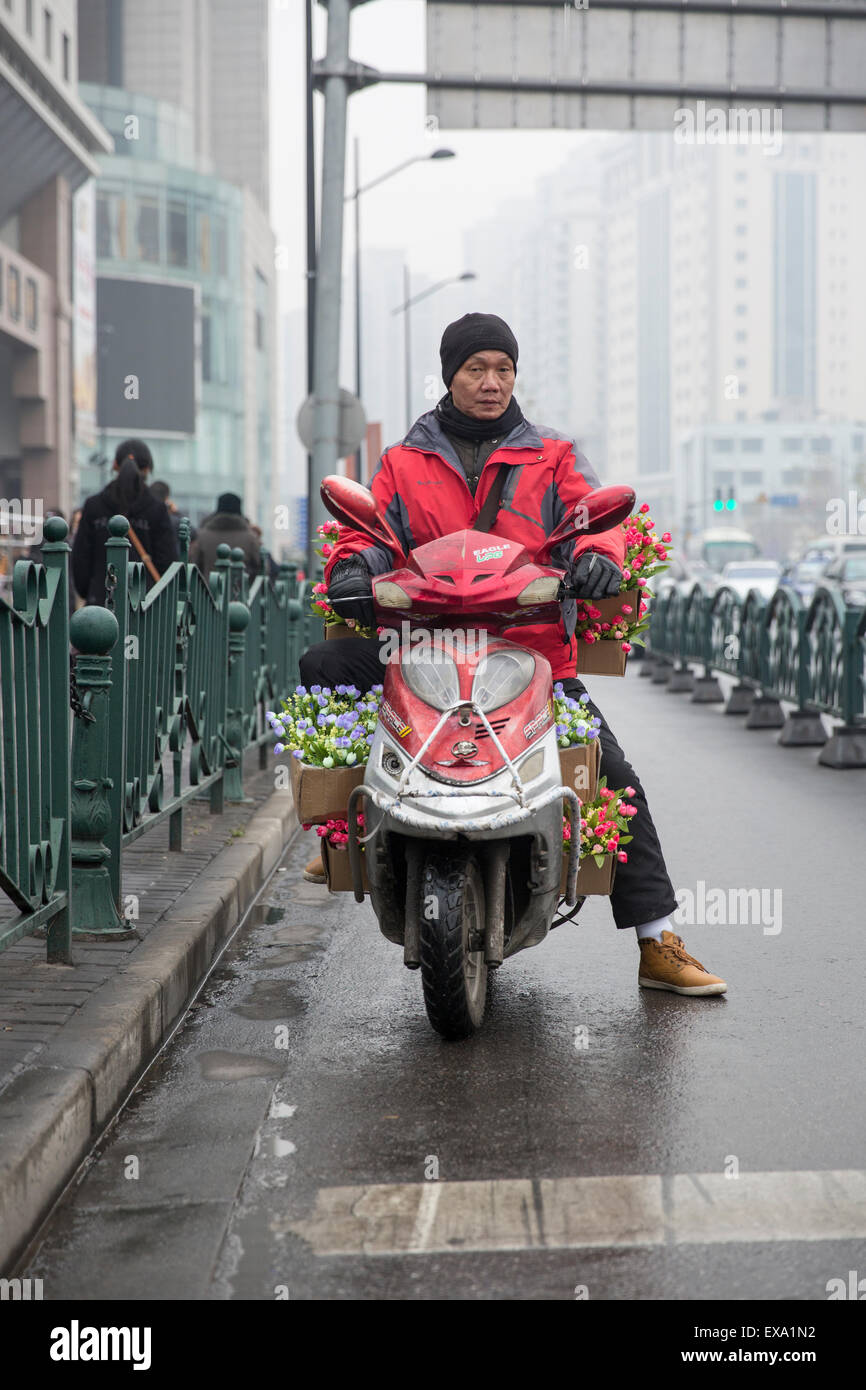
322, 476, 635, 1039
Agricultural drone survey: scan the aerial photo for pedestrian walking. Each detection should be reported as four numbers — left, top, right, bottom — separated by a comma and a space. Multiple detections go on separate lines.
71, 439, 178, 606
189, 493, 262, 581
150, 479, 197, 552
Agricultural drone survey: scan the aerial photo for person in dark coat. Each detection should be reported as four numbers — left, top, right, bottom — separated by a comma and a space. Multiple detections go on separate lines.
150, 479, 198, 552
189, 493, 262, 581
71, 439, 178, 606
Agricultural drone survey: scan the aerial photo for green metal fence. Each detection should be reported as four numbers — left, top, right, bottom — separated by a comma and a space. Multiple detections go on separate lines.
0, 515, 315, 962
646, 582, 866, 767
0, 518, 72, 960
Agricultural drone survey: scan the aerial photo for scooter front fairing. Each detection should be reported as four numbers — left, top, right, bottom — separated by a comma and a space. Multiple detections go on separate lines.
349, 633, 581, 959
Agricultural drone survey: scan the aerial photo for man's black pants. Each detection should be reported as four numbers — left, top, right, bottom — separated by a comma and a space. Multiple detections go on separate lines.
298, 638, 678, 930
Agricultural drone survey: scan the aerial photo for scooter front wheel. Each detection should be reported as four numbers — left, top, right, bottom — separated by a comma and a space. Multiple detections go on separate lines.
419, 849, 488, 1041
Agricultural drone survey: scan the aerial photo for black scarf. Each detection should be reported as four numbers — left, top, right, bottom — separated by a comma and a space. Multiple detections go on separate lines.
435, 392, 524, 443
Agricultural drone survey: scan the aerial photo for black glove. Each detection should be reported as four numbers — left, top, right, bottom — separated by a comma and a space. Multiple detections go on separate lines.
327, 556, 375, 628
570, 550, 623, 600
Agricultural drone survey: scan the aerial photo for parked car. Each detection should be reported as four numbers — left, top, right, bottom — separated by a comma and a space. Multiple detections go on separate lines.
716, 560, 783, 602
655, 556, 716, 597
820, 552, 866, 608
779, 557, 832, 604
799, 536, 866, 567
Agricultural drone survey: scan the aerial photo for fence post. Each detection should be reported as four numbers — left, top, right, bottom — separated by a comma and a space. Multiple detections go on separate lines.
167, 518, 195, 852
69, 606, 130, 936
743, 598, 784, 728
777, 605, 827, 746
282, 561, 298, 599
41, 516, 73, 964
690, 590, 724, 703
223, 545, 252, 802
207, 546, 233, 814
103, 516, 130, 914
258, 552, 271, 771
224, 599, 252, 802
819, 607, 866, 768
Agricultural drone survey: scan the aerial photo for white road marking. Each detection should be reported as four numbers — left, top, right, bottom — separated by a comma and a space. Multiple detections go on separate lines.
407, 1183, 442, 1254
284, 1170, 866, 1257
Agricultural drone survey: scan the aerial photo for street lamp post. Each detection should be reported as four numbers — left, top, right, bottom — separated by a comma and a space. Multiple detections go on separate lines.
348, 146, 454, 482
393, 271, 478, 432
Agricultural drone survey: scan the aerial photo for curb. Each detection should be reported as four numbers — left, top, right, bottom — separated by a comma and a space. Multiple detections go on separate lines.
0, 789, 298, 1273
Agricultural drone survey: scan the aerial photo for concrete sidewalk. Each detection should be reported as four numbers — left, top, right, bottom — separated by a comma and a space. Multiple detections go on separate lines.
0, 750, 298, 1272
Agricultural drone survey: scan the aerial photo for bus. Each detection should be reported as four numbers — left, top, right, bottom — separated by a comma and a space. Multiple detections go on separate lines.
685, 527, 761, 573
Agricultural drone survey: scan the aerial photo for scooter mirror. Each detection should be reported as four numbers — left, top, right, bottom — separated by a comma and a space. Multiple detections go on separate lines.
320, 476, 408, 566
534, 484, 636, 566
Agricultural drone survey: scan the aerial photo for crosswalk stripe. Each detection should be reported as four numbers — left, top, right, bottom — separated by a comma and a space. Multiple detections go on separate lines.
283, 1170, 866, 1257
407, 1182, 442, 1254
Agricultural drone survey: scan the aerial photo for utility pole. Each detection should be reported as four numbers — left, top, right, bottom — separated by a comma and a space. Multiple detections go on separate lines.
309, 0, 351, 550
304, 0, 316, 577
353, 136, 362, 483
403, 264, 411, 436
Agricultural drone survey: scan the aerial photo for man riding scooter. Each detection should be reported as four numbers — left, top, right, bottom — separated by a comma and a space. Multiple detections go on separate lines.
301, 312, 726, 997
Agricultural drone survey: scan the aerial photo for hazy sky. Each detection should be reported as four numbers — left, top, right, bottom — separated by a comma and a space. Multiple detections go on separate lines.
272, 0, 595, 316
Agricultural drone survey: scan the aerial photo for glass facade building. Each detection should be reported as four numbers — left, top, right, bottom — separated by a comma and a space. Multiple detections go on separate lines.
78, 84, 252, 527
773, 170, 817, 408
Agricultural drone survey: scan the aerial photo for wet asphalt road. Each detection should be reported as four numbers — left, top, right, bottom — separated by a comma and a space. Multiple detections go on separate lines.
23, 670, 866, 1301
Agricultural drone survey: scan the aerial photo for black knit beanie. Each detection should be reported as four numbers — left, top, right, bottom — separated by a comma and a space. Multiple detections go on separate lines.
216, 492, 243, 515
439, 313, 518, 388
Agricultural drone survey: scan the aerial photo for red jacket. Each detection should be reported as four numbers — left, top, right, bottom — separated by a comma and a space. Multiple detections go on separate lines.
325, 410, 626, 680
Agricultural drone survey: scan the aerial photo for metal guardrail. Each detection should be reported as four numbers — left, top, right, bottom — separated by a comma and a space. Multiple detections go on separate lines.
0, 514, 315, 961
645, 582, 866, 767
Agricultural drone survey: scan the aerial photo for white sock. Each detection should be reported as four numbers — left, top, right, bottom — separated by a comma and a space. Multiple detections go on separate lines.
635, 916, 671, 942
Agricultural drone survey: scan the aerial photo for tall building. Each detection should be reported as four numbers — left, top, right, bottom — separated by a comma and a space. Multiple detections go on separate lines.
352, 249, 477, 461
75, 0, 277, 536
78, 0, 269, 208
0, 0, 112, 515
600, 132, 866, 537
462, 144, 608, 468
460, 131, 865, 545
357, 247, 405, 454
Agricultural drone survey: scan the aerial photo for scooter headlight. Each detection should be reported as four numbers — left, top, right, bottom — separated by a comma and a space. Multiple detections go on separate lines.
375, 581, 412, 609
402, 650, 461, 710
518, 748, 546, 784
516, 576, 561, 606
472, 650, 536, 712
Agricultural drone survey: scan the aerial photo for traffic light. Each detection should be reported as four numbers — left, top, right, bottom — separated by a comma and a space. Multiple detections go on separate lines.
713, 487, 737, 512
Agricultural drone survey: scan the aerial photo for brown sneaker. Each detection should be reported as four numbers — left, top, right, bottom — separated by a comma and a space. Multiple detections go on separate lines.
302, 853, 326, 884
638, 930, 727, 996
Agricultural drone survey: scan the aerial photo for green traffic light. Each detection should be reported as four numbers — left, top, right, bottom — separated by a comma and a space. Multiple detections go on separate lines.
713, 499, 723, 511
726, 498, 737, 510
